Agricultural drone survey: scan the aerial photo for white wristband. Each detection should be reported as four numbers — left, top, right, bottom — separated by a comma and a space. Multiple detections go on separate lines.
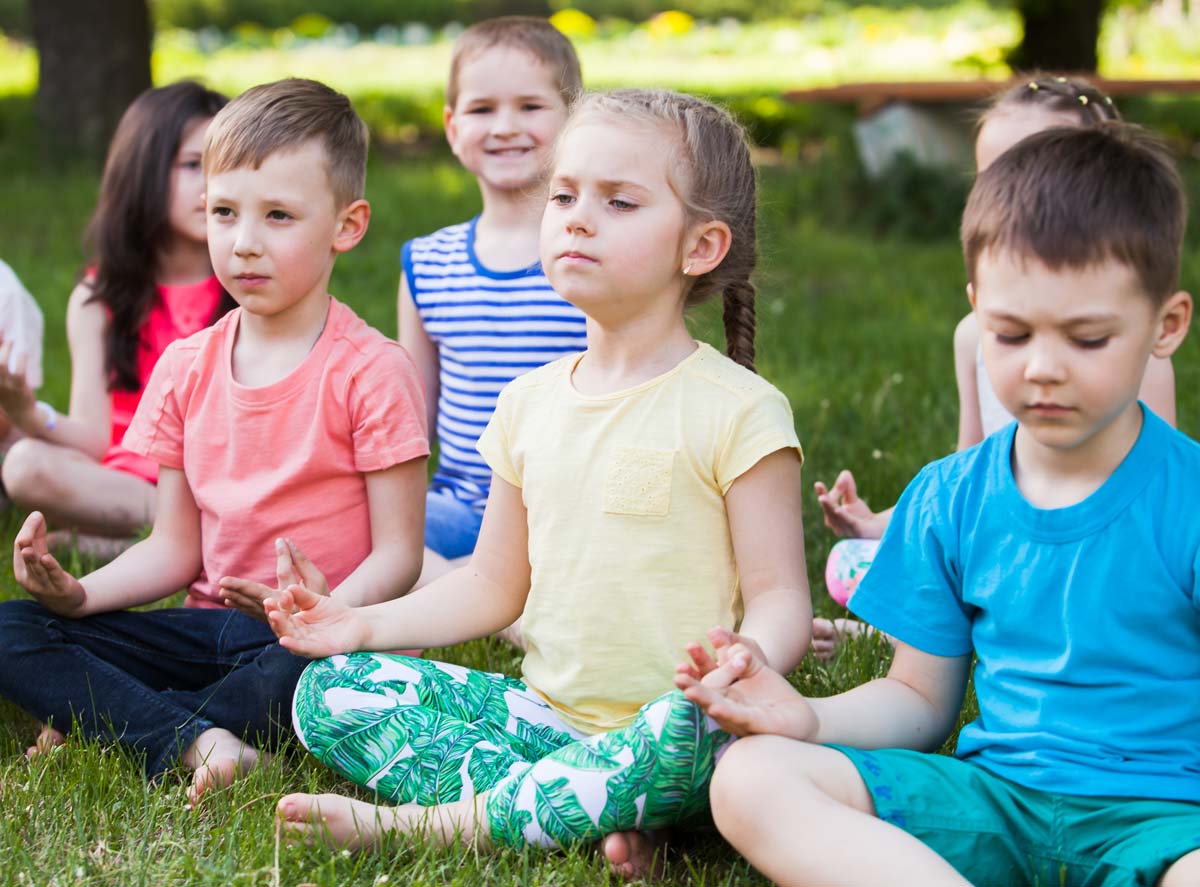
34, 400, 58, 433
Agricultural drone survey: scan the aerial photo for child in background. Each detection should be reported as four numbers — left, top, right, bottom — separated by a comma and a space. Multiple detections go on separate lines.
810, 77, 1176, 658
270, 89, 809, 879
0, 82, 234, 552
399, 17, 587, 585
680, 124, 1200, 887
0, 79, 428, 804
0, 259, 44, 454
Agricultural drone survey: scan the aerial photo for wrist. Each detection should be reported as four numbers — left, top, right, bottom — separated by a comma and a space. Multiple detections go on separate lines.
27, 400, 58, 437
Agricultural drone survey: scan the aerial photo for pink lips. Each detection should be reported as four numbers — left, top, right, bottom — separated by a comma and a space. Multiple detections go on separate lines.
1027, 402, 1073, 416
559, 250, 596, 265
235, 273, 269, 288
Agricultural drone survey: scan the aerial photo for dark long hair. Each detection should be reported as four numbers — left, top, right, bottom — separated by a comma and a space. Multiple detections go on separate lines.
85, 81, 234, 391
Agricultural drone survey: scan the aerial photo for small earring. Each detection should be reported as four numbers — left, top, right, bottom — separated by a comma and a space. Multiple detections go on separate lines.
683, 264, 693, 275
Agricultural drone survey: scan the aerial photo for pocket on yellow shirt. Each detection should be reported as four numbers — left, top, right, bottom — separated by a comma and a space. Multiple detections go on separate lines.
603, 446, 675, 516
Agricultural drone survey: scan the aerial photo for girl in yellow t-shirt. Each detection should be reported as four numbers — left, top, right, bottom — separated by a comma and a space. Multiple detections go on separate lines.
267, 88, 810, 879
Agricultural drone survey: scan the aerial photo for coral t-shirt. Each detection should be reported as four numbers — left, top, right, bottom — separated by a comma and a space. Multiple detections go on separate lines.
123, 297, 429, 608
104, 276, 225, 483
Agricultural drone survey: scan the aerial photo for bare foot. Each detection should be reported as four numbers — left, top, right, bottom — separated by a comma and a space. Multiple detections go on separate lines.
278, 791, 486, 849
810, 617, 879, 661
496, 616, 525, 650
603, 830, 667, 881
25, 723, 66, 760
182, 727, 266, 806
277, 792, 400, 850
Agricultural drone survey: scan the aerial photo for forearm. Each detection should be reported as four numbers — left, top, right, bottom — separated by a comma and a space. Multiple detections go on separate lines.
329, 543, 422, 609
808, 676, 959, 751
76, 531, 201, 616
738, 585, 811, 674
355, 564, 525, 651
36, 411, 109, 460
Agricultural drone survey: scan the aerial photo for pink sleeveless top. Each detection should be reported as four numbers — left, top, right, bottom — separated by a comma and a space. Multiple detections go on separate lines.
101, 276, 223, 483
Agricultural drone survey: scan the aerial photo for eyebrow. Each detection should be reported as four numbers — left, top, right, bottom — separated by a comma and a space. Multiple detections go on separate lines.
985, 310, 1121, 326
551, 174, 652, 193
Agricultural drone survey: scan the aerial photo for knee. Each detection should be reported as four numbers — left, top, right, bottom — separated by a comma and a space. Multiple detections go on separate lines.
1161, 848, 1200, 887
2, 438, 60, 506
0, 599, 58, 659
711, 736, 813, 839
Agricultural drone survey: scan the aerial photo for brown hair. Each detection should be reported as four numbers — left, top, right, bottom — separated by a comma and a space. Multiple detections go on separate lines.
981, 74, 1120, 129
962, 123, 1186, 304
447, 16, 583, 109
86, 80, 233, 392
563, 89, 759, 371
203, 78, 368, 208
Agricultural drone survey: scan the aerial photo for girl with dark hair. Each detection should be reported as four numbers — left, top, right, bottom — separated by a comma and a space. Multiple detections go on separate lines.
0, 80, 232, 553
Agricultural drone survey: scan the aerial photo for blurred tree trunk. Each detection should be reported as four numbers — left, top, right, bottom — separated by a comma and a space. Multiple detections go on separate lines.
29, 0, 152, 161
1011, 0, 1105, 72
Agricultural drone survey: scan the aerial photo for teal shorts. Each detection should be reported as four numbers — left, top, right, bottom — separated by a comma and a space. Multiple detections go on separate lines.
832, 746, 1200, 887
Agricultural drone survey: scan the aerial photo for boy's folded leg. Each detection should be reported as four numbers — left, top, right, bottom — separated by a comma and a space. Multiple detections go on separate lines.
0, 599, 237, 775
836, 745, 1200, 886
160, 611, 311, 751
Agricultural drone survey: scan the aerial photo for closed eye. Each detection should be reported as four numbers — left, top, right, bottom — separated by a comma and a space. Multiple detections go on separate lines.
1073, 336, 1110, 349
994, 332, 1028, 345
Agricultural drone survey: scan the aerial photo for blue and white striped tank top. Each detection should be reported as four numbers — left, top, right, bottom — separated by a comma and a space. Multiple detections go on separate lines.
402, 218, 588, 510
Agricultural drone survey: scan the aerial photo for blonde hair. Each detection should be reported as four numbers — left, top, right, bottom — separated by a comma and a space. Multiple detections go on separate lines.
563, 88, 759, 371
203, 78, 369, 207
447, 16, 583, 109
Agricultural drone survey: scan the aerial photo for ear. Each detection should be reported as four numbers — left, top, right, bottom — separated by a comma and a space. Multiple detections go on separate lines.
200, 192, 207, 210
333, 199, 371, 254
966, 282, 977, 310
682, 219, 732, 277
443, 104, 459, 153
1151, 290, 1192, 358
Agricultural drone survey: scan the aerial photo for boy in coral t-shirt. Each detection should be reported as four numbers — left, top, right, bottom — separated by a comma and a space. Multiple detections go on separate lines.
0, 78, 428, 805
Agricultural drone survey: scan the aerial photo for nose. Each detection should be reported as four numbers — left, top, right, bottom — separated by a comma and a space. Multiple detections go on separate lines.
491, 105, 519, 137
232, 220, 263, 258
1023, 338, 1067, 385
564, 197, 594, 236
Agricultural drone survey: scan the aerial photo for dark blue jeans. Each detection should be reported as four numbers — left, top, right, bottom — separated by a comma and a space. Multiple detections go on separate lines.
0, 600, 309, 776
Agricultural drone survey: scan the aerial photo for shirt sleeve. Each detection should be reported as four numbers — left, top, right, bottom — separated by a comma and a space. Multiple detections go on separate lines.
347, 342, 431, 474
0, 266, 45, 389
121, 341, 186, 469
475, 384, 520, 488
715, 386, 803, 493
849, 463, 974, 657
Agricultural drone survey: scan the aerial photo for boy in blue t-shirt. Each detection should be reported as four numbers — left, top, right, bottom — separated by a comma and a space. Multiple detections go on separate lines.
398, 17, 588, 587
676, 124, 1200, 887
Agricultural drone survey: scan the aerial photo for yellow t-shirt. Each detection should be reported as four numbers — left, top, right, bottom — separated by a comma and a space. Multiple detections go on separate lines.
476, 342, 802, 733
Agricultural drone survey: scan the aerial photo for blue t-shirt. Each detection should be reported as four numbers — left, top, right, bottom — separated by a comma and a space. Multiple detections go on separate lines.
851, 407, 1200, 801
402, 218, 588, 510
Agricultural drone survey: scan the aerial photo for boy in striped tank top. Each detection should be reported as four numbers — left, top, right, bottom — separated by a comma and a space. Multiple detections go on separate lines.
399, 17, 588, 586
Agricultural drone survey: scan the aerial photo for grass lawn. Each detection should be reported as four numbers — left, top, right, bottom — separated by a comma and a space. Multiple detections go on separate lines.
0, 93, 1198, 884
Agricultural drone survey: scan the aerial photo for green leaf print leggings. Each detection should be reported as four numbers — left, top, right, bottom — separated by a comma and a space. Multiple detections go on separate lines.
291, 653, 733, 849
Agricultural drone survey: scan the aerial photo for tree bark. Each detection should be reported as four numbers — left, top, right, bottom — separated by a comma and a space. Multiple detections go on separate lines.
1012, 0, 1105, 73
30, 0, 152, 162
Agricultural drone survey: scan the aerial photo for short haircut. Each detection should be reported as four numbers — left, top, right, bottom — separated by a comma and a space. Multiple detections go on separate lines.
203, 78, 368, 207
446, 16, 582, 109
962, 123, 1186, 305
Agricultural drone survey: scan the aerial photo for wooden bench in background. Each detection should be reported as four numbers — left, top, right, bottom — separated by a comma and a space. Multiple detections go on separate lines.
783, 77, 1200, 177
